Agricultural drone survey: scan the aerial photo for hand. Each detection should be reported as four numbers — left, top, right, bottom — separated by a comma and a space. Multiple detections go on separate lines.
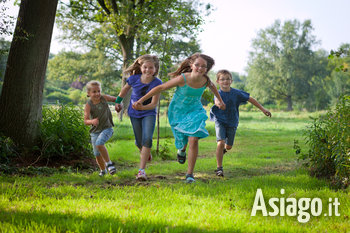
91, 118, 99, 126
263, 109, 272, 117
115, 103, 122, 113
217, 101, 226, 110
132, 101, 143, 110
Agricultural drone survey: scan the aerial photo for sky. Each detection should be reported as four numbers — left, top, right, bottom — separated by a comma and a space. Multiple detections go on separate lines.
3, 0, 350, 74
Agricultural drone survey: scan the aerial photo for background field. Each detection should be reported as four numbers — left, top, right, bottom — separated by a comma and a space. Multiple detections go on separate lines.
0, 111, 349, 233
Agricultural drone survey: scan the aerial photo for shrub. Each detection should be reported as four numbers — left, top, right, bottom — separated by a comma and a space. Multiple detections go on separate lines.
46, 91, 72, 104
298, 95, 350, 189
39, 104, 92, 165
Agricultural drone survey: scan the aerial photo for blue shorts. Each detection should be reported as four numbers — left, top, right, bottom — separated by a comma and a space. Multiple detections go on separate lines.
130, 115, 156, 149
214, 120, 237, 146
90, 127, 114, 156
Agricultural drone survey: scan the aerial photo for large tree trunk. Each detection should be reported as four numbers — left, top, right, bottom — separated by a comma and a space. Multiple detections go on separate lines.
118, 34, 135, 121
0, 0, 58, 146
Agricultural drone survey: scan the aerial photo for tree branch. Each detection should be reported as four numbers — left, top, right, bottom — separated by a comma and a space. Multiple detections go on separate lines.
96, 0, 111, 15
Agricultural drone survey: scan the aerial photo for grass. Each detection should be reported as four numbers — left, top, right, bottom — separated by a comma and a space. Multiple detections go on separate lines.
0, 111, 349, 233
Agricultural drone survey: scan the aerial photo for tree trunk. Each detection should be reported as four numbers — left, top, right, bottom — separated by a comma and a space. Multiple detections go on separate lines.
0, 0, 58, 146
118, 34, 134, 121
286, 95, 293, 111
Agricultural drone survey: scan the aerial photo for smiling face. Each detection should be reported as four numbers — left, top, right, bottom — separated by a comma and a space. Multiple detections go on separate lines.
217, 73, 232, 91
87, 84, 101, 102
191, 57, 208, 75
140, 61, 156, 78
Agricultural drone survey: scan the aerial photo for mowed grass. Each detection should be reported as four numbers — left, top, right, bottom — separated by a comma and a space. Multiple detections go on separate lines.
0, 111, 349, 233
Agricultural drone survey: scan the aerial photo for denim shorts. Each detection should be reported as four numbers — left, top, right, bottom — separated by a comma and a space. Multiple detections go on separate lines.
130, 115, 156, 149
214, 120, 237, 146
90, 127, 114, 156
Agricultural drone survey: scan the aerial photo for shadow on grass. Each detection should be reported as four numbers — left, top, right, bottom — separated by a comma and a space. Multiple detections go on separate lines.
0, 209, 221, 233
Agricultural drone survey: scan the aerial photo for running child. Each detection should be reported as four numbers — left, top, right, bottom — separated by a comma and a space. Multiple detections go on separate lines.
115, 54, 162, 181
84, 80, 117, 177
133, 53, 225, 183
210, 69, 271, 177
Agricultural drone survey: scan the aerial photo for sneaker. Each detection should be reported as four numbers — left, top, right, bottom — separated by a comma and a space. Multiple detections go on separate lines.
99, 170, 107, 177
177, 150, 186, 164
136, 169, 147, 181
185, 174, 195, 183
215, 167, 224, 177
107, 162, 116, 175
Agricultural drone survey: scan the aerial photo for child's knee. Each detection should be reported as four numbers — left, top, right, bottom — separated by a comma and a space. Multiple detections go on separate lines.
217, 140, 225, 147
96, 144, 105, 150
225, 145, 232, 150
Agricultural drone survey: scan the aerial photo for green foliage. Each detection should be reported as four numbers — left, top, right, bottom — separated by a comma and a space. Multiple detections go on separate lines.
0, 133, 17, 165
47, 50, 121, 96
39, 104, 92, 163
152, 139, 172, 160
246, 19, 328, 111
46, 91, 72, 104
298, 95, 350, 189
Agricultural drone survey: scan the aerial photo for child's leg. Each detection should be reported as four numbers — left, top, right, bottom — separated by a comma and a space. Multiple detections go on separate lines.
91, 133, 106, 170
95, 155, 106, 170
216, 140, 225, 168
95, 128, 115, 174
186, 137, 199, 175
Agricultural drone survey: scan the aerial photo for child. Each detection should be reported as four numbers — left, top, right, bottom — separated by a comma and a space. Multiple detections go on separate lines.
84, 80, 117, 177
133, 53, 226, 183
115, 54, 162, 181
210, 69, 271, 177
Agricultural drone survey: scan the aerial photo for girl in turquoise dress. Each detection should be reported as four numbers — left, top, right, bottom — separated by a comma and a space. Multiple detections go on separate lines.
133, 53, 225, 183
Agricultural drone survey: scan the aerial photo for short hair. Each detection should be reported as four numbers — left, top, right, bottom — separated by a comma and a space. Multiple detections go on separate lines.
86, 80, 101, 97
216, 69, 232, 81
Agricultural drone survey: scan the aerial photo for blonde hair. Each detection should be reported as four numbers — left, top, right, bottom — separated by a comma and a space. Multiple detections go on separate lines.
169, 53, 215, 81
216, 69, 232, 81
124, 54, 160, 76
86, 80, 101, 97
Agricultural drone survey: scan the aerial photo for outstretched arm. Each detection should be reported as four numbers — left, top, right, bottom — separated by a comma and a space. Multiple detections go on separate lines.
248, 97, 271, 117
114, 83, 132, 112
132, 76, 184, 110
208, 81, 226, 110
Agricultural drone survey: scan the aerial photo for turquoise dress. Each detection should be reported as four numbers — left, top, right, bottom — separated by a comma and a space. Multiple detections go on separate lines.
168, 73, 209, 149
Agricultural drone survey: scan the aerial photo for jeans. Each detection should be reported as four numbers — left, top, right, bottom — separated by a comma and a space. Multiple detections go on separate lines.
130, 115, 156, 148
90, 127, 114, 156
214, 120, 237, 146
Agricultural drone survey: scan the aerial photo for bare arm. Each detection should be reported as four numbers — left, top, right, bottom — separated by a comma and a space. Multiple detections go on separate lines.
136, 93, 162, 110
248, 97, 272, 117
114, 83, 132, 112
132, 76, 185, 110
84, 103, 99, 126
208, 81, 226, 110
102, 94, 117, 103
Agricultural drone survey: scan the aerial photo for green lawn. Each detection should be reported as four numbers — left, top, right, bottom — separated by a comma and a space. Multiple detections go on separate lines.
0, 111, 349, 233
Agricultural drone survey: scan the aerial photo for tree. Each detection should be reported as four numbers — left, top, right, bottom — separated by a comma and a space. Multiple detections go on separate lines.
47, 50, 121, 95
0, 0, 58, 146
57, 0, 211, 118
246, 19, 320, 111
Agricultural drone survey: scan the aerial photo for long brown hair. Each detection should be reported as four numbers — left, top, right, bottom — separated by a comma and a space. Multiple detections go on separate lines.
124, 54, 160, 76
169, 53, 215, 80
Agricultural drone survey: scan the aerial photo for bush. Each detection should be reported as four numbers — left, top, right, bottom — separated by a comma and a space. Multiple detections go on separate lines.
46, 91, 72, 104
298, 95, 350, 189
0, 133, 17, 165
39, 104, 92, 164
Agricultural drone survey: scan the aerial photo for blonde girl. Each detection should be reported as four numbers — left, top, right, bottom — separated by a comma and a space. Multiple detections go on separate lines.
84, 80, 117, 177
